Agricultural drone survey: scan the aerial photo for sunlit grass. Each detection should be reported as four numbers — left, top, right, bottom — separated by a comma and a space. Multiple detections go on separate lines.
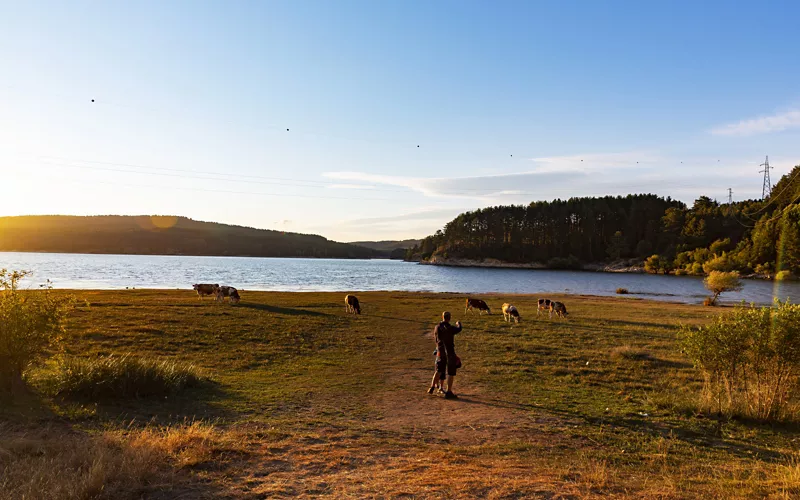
2, 290, 797, 498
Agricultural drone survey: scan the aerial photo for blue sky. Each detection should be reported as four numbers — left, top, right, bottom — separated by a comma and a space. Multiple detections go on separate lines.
1, 1, 799, 241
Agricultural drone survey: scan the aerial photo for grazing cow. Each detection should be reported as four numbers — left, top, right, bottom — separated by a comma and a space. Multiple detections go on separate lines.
550, 301, 568, 319
465, 298, 491, 315
216, 286, 241, 304
502, 303, 521, 323
537, 298, 552, 317
345, 294, 361, 314
193, 283, 219, 299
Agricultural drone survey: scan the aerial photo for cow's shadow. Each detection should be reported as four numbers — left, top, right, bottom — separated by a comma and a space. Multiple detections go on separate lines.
237, 302, 330, 317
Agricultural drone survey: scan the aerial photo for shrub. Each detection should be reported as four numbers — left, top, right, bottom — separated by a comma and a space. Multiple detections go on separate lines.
776, 270, 795, 281
615, 288, 629, 294
754, 262, 774, 276
644, 254, 663, 274
0, 270, 74, 394
53, 354, 207, 400
680, 300, 800, 421
703, 270, 743, 305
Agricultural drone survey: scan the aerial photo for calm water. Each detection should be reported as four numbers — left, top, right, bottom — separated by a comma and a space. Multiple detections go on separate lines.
2, 252, 797, 305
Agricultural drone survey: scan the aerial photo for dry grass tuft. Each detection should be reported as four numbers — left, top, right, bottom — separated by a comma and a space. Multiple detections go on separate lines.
777, 454, 800, 498
0, 422, 243, 500
610, 344, 651, 361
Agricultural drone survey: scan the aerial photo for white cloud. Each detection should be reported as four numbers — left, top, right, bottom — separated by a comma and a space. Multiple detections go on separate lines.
323, 151, 655, 202
711, 109, 800, 137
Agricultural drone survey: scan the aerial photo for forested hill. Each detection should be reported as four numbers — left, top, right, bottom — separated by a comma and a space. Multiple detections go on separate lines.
349, 239, 422, 259
0, 216, 376, 259
407, 165, 800, 277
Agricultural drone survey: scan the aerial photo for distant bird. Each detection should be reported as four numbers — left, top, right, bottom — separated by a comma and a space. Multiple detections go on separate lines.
286, 128, 289, 131
91, 99, 95, 102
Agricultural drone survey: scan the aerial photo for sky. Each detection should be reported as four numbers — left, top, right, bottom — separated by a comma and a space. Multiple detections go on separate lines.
1, 1, 799, 242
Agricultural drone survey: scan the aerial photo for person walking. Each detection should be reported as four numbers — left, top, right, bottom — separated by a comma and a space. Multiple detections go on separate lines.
427, 311, 462, 399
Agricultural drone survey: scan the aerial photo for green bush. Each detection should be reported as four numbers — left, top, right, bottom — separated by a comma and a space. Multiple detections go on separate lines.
615, 288, 629, 294
644, 254, 663, 274
754, 262, 773, 276
53, 354, 207, 400
776, 270, 795, 281
680, 300, 800, 421
0, 270, 74, 394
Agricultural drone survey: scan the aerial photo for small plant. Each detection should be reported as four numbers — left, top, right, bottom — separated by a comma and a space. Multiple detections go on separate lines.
680, 300, 800, 421
703, 270, 743, 305
53, 354, 207, 400
0, 270, 74, 394
615, 288, 629, 294
776, 270, 795, 281
610, 345, 650, 360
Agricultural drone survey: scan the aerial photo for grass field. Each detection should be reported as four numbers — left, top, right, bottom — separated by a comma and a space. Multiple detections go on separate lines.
2, 290, 799, 498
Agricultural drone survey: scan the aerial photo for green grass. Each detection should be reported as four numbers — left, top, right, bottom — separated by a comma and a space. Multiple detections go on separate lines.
49, 354, 207, 400
3, 290, 799, 498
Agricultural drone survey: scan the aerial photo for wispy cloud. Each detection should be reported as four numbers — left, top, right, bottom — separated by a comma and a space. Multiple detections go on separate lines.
323, 151, 655, 202
711, 109, 800, 137
323, 151, 770, 205
326, 183, 375, 190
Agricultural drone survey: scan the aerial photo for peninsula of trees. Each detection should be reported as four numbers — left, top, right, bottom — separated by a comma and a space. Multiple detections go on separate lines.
406, 165, 800, 278
0, 215, 378, 259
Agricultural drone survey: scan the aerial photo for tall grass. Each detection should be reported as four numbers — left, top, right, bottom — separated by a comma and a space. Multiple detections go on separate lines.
53, 354, 207, 400
0, 422, 239, 500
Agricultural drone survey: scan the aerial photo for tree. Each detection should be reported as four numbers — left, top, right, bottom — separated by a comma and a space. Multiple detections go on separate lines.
606, 231, 626, 260
644, 254, 663, 274
703, 270, 743, 305
0, 270, 74, 394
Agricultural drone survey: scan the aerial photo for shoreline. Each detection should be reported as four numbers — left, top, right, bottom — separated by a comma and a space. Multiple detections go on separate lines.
414, 257, 779, 280
45, 289, 759, 307
417, 257, 645, 273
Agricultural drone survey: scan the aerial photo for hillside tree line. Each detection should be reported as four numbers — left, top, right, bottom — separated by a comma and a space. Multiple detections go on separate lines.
407, 165, 800, 277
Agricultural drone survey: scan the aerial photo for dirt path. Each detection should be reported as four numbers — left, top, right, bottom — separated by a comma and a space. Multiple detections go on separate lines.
373, 330, 577, 447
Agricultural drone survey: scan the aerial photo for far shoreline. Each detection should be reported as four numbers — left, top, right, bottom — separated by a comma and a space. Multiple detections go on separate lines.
413, 257, 780, 281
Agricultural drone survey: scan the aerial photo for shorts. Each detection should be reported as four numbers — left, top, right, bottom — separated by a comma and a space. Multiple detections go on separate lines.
436, 351, 458, 377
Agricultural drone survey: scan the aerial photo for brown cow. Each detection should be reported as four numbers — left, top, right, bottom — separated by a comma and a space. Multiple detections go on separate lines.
502, 303, 521, 323
550, 301, 568, 319
345, 294, 361, 314
537, 298, 552, 318
193, 283, 219, 299
465, 298, 491, 315
216, 286, 241, 304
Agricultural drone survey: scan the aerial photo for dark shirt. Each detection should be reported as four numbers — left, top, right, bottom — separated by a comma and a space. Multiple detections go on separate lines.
434, 320, 462, 356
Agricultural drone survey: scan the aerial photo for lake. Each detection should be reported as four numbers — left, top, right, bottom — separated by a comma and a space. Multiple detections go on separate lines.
1, 252, 797, 305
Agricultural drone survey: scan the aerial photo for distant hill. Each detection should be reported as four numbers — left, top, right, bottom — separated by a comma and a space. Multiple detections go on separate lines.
0, 215, 376, 259
349, 239, 422, 259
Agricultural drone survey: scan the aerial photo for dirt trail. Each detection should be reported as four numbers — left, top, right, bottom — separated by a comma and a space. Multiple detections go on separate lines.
373, 330, 574, 447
